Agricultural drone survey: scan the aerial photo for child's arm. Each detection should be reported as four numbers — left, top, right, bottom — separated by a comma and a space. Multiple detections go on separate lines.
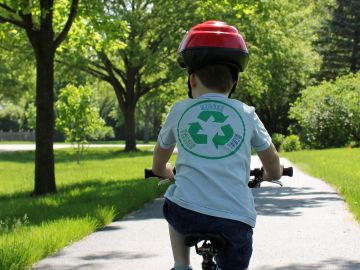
152, 142, 175, 180
257, 143, 283, 181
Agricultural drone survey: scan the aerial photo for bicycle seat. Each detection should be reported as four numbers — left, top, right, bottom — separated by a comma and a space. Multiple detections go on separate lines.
184, 233, 226, 250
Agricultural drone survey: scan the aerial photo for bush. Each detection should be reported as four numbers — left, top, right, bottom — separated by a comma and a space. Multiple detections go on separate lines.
289, 72, 360, 148
271, 133, 285, 151
0, 102, 23, 131
281, 135, 301, 152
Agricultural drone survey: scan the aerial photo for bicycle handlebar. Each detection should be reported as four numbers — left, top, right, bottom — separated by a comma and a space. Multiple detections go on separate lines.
144, 166, 293, 188
247, 166, 293, 188
249, 167, 293, 177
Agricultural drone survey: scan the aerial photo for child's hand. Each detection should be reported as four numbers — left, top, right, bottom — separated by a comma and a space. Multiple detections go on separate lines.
163, 162, 175, 181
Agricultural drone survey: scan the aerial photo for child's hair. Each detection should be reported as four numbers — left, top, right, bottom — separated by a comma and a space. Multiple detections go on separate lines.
195, 64, 235, 93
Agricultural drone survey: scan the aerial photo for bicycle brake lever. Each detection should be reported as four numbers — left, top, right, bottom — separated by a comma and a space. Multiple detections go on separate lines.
265, 180, 283, 187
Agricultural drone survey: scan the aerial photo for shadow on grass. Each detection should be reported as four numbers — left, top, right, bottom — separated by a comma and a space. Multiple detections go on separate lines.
252, 186, 342, 217
0, 178, 167, 228
0, 148, 153, 164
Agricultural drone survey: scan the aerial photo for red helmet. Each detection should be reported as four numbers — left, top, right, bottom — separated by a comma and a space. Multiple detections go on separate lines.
177, 21, 249, 74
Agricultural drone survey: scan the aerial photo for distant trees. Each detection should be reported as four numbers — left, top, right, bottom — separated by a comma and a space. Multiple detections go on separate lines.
316, 0, 360, 80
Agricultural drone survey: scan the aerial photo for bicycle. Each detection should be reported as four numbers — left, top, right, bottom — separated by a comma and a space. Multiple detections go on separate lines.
144, 166, 293, 270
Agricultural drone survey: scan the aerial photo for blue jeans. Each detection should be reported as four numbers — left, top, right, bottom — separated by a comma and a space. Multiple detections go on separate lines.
163, 199, 253, 270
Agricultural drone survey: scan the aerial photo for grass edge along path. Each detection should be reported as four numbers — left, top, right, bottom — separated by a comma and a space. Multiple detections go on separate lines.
0, 148, 168, 270
281, 148, 360, 224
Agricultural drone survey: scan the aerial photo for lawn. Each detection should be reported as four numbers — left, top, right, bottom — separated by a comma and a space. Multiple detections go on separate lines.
281, 147, 360, 223
0, 147, 171, 270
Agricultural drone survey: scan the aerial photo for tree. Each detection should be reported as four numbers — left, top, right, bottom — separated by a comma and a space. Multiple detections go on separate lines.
0, 0, 79, 195
62, 0, 196, 151
316, 0, 360, 80
55, 84, 113, 163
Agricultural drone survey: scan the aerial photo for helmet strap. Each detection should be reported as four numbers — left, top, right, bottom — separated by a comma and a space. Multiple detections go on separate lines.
228, 70, 239, 98
187, 76, 193, 98
228, 83, 237, 98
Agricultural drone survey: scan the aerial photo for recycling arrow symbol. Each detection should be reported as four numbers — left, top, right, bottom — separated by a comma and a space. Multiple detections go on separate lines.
212, 124, 234, 148
188, 111, 234, 148
188, 122, 207, 144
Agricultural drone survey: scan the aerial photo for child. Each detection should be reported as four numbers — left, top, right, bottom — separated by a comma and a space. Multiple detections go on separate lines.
152, 21, 282, 270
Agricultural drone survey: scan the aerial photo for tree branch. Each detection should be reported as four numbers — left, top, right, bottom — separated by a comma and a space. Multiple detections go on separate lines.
98, 52, 127, 97
83, 66, 110, 81
54, 0, 79, 48
0, 14, 25, 28
112, 65, 127, 86
0, 3, 16, 14
139, 77, 169, 97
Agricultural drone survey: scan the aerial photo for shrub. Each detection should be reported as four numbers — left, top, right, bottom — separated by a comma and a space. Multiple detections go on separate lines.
281, 135, 301, 152
271, 133, 285, 151
289, 72, 360, 148
56, 84, 114, 163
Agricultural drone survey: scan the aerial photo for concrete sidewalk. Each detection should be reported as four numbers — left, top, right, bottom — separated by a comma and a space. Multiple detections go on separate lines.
31, 157, 360, 270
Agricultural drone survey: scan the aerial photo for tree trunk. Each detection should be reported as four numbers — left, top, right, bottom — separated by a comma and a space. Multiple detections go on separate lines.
33, 46, 56, 195
350, 28, 359, 73
124, 104, 137, 151
143, 102, 151, 143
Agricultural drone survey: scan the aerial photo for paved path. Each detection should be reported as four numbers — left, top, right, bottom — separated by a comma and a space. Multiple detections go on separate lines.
31, 157, 360, 270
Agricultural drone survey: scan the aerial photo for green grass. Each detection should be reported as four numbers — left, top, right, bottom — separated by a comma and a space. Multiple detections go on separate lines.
0, 148, 171, 270
281, 148, 360, 223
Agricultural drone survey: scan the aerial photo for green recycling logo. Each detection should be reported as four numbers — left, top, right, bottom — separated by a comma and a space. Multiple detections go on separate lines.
177, 100, 245, 159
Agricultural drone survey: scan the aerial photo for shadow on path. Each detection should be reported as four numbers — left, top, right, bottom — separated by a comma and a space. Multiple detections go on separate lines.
257, 257, 360, 270
121, 183, 344, 221
253, 185, 342, 217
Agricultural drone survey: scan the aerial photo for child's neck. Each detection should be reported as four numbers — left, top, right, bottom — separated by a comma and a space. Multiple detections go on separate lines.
193, 88, 229, 98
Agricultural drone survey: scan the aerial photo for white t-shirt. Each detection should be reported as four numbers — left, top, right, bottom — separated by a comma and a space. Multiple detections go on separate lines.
158, 93, 272, 227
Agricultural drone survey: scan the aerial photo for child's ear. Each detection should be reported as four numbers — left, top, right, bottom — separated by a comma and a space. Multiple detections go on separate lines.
189, 73, 197, 89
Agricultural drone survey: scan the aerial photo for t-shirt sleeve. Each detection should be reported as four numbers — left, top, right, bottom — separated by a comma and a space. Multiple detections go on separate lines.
157, 105, 177, 149
251, 111, 272, 152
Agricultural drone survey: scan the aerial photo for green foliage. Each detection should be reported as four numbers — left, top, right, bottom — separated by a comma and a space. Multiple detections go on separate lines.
0, 25, 35, 102
55, 84, 114, 162
271, 133, 285, 151
289, 72, 360, 148
281, 135, 302, 152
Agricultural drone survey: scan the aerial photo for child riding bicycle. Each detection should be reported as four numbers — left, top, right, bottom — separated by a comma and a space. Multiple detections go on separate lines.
152, 21, 283, 270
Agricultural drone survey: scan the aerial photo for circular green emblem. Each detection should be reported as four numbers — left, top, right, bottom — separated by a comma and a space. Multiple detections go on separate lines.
177, 100, 245, 159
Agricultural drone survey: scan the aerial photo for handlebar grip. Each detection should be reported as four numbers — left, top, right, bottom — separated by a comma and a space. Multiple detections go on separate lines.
145, 169, 157, 179
144, 168, 177, 179
282, 167, 293, 177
